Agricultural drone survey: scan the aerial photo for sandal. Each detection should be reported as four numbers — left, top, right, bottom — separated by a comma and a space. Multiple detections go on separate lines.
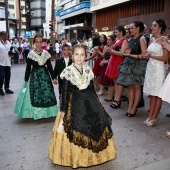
110, 100, 121, 109
166, 130, 170, 138
145, 119, 157, 127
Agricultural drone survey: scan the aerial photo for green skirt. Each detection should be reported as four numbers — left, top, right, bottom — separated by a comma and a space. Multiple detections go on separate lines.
14, 67, 58, 120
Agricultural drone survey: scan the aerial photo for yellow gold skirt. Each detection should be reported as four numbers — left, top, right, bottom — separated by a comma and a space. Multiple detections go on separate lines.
48, 112, 117, 168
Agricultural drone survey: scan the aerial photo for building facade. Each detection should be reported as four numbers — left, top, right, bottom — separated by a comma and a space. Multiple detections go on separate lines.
56, 0, 92, 40
0, 0, 27, 38
91, 0, 170, 36
29, 0, 46, 34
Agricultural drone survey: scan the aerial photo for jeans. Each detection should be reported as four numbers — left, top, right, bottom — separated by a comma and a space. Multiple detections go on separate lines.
0, 66, 11, 89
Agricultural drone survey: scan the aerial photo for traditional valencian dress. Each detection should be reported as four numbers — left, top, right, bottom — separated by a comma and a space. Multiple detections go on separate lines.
14, 50, 58, 120
48, 64, 116, 168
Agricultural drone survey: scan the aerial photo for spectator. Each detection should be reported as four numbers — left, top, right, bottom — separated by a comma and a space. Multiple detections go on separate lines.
0, 31, 14, 95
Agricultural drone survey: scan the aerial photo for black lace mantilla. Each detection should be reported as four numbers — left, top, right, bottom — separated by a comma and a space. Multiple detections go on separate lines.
29, 67, 57, 107
61, 78, 113, 152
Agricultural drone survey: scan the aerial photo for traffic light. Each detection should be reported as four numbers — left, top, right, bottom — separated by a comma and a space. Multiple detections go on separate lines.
49, 21, 53, 31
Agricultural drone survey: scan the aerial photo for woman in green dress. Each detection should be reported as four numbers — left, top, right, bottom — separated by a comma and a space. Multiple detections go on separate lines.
14, 35, 58, 120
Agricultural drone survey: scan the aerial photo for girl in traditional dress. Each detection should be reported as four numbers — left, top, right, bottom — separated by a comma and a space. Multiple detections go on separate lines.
14, 35, 58, 120
48, 44, 116, 168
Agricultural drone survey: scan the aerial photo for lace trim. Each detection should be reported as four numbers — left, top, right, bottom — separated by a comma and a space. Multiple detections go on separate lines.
60, 64, 94, 90
63, 93, 113, 153
28, 50, 51, 65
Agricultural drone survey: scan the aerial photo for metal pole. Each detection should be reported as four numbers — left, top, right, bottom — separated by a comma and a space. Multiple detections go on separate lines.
5, 0, 9, 36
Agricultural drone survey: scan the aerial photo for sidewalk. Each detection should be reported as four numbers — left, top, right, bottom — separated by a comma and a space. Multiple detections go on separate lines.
134, 158, 170, 170
0, 63, 170, 170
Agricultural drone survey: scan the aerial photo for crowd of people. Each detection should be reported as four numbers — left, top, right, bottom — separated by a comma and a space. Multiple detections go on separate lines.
85, 19, 170, 130
0, 17, 170, 168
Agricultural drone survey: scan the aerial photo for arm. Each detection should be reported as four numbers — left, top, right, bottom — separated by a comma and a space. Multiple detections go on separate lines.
143, 48, 169, 61
124, 37, 147, 59
24, 58, 32, 83
109, 40, 129, 56
46, 58, 56, 81
99, 59, 109, 66
88, 80, 97, 96
53, 59, 59, 78
85, 46, 98, 61
60, 78, 70, 117
98, 48, 104, 57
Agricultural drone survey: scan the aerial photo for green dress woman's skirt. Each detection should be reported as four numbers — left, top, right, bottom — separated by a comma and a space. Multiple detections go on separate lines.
14, 67, 58, 120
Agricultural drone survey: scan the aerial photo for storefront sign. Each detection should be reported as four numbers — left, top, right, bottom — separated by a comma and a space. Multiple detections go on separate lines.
102, 27, 109, 31
56, 2, 90, 17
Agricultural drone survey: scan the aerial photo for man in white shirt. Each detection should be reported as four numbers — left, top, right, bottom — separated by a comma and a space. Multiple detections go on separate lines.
0, 31, 14, 95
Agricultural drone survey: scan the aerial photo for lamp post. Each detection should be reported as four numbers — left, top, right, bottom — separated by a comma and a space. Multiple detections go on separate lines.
5, 0, 9, 36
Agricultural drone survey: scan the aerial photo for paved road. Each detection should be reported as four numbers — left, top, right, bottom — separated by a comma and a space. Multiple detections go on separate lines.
0, 62, 170, 170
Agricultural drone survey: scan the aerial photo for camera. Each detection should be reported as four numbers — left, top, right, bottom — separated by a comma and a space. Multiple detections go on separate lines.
8, 46, 14, 56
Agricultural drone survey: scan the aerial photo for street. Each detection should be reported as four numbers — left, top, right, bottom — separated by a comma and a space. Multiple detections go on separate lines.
0, 62, 170, 170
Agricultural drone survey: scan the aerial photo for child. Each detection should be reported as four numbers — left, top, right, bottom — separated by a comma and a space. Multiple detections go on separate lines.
18, 46, 23, 64
48, 44, 116, 168
14, 35, 58, 120
53, 44, 72, 95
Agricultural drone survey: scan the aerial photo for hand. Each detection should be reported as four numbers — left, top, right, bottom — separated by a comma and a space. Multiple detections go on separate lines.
142, 51, 151, 59
53, 79, 58, 84
99, 60, 105, 66
84, 58, 89, 62
162, 41, 170, 52
60, 112, 65, 118
104, 47, 112, 53
124, 48, 131, 54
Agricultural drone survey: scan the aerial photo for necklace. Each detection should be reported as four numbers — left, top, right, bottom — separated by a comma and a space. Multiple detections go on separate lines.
73, 65, 85, 84
34, 49, 42, 55
154, 36, 164, 42
73, 64, 83, 74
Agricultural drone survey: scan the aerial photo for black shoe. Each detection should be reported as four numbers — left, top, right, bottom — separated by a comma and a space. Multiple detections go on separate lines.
121, 96, 128, 102
104, 98, 114, 102
128, 110, 137, 117
137, 103, 145, 108
0, 89, 5, 96
166, 114, 170, 117
5, 89, 14, 94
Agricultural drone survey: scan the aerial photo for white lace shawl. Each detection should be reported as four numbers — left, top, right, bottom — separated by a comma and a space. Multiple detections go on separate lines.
28, 50, 51, 65
60, 64, 94, 90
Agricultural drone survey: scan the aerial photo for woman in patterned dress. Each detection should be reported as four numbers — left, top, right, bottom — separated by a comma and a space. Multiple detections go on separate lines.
117, 21, 147, 117
14, 35, 58, 120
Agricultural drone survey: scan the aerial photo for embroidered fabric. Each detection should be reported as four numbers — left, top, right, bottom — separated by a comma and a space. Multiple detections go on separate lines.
29, 67, 57, 107
28, 50, 51, 65
60, 64, 94, 90
63, 93, 113, 153
143, 37, 166, 96
14, 82, 58, 120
